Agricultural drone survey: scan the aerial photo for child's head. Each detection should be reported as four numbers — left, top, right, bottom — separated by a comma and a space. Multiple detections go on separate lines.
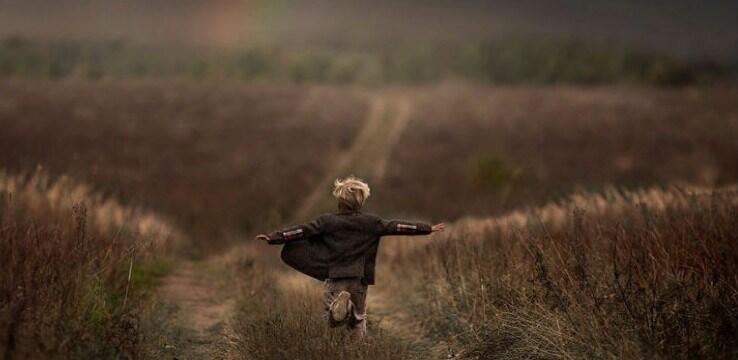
333, 176, 371, 211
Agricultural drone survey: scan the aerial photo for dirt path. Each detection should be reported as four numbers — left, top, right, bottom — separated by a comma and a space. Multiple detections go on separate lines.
152, 260, 238, 359
292, 92, 415, 222
283, 91, 440, 351
153, 91, 421, 358
367, 283, 457, 358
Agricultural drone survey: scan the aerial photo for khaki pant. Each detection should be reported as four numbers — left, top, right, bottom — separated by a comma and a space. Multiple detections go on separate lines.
323, 277, 368, 338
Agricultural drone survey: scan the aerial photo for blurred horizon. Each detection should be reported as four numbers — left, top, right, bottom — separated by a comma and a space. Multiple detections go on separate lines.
1, 0, 737, 60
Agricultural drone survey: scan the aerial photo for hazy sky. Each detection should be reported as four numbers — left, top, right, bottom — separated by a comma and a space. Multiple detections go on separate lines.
1, 0, 736, 58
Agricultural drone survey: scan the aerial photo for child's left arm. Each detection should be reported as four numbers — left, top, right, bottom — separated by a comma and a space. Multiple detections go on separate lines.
379, 219, 445, 236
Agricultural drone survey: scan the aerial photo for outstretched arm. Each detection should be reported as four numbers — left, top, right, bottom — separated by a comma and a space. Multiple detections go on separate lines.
255, 218, 323, 245
431, 223, 446, 232
380, 219, 445, 236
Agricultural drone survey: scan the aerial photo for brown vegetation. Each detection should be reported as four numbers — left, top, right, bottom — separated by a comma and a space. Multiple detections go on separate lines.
1, 79, 737, 359
380, 186, 738, 359
225, 245, 420, 360
0, 170, 183, 358
0, 80, 365, 247
376, 85, 738, 220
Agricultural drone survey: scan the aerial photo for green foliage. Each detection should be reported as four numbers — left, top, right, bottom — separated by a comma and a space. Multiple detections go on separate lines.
230, 48, 274, 80
0, 35, 731, 85
79, 259, 172, 327
380, 45, 446, 84
80, 276, 115, 325
288, 52, 333, 83
471, 154, 519, 193
130, 259, 174, 294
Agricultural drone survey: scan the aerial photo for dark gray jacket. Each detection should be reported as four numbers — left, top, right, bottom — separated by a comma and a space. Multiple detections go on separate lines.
266, 210, 432, 285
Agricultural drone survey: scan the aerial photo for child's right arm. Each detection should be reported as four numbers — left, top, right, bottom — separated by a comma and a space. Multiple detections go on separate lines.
255, 218, 323, 245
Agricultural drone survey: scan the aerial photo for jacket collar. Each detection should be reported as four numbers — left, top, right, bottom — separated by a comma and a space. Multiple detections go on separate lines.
337, 209, 361, 215
337, 203, 362, 215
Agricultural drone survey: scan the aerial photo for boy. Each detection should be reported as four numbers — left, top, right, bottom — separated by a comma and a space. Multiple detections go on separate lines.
256, 176, 444, 338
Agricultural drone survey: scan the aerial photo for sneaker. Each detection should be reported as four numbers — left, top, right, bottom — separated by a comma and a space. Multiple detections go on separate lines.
330, 291, 352, 322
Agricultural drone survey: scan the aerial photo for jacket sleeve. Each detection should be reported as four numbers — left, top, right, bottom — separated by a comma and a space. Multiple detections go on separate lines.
265, 218, 323, 245
379, 218, 432, 236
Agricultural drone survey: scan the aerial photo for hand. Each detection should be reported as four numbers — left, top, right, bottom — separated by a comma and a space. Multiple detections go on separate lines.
255, 234, 270, 242
431, 223, 446, 232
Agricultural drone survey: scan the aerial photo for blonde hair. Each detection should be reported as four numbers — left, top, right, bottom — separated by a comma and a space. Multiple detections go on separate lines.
333, 176, 371, 210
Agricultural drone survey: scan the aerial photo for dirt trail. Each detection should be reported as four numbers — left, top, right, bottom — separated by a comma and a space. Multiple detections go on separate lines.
153, 261, 239, 359
283, 91, 440, 350
154, 91, 420, 358
367, 284, 457, 358
292, 92, 414, 222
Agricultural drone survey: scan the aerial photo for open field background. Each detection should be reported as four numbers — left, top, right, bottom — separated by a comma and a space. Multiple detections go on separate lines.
1, 1, 738, 359
2, 81, 736, 247
376, 85, 738, 219
1, 79, 737, 359
0, 80, 365, 244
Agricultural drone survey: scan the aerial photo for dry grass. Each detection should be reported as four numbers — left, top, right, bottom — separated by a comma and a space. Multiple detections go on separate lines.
0, 170, 182, 251
382, 186, 738, 359
2, 79, 737, 358
0, 80, 366, 249
376, 85, 738, 220
216, 242, 420, 360
0, 170, 184, 358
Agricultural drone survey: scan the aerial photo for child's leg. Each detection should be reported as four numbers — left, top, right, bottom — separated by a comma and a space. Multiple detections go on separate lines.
324, 277, 367, 335
324, 278, 353, 327
346, 280, 368, 338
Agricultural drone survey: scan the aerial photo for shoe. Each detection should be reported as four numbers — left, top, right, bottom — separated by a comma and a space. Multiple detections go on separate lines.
330, 291, 352, 322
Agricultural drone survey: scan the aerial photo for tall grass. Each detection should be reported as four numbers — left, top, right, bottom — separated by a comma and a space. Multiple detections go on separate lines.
225, 246, 420, 360
382, 186, 738, 359
0, 170, 183, 358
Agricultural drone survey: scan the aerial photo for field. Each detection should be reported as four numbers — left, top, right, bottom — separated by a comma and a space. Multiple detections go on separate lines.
376, 85, 738, 218
1, 79, 737, 359
0, 80, 365, 243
